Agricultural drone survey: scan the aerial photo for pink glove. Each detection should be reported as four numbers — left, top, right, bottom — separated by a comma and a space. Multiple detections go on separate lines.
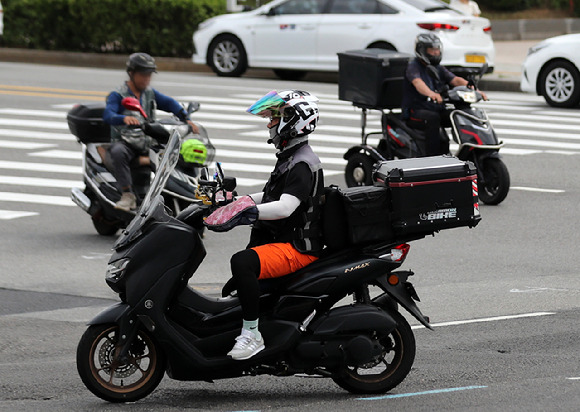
204, 196, 258, 232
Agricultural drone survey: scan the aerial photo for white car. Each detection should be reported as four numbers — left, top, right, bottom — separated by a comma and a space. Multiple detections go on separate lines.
0, 1, 4, 36
521, 34, 580, 108
193, 0, 495, 79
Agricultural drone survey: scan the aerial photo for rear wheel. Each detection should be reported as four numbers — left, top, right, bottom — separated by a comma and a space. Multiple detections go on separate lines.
273, 69, 308, 81
332, 311, 415, 394
478, 157, 510, 205
208, 35, 248, 77
345, 153, 375, 187
77, 324, 165, 403
539, 60, 580, 108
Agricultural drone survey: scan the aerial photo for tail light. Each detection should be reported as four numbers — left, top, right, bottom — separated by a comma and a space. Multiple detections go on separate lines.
380, 244, 410, 262
417, 23, 459, 31
483, 26, 492, 33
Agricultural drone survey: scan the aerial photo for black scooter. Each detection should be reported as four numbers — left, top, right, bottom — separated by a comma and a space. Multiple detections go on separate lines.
76, 123, 435, 403
344, 64, 510, 205
68, 98, 214, 236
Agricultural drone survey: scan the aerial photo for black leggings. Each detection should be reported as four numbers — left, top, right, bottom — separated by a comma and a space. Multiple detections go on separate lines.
407, 109, 451, 156
230, 249, 261, 321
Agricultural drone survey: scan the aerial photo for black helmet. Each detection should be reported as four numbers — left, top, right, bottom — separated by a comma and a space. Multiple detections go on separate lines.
415, 33, 443, 66
126, 52, 157, 74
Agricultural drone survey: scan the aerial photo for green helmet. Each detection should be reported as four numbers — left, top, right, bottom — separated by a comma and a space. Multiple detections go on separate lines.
180, 138, 208, 165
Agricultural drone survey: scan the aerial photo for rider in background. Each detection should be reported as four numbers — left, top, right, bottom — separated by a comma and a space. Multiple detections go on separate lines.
103, 53, 198, 212
402, 34, 488, 156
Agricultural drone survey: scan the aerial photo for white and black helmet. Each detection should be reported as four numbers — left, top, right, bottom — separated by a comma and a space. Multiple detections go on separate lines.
415, 33, 443, 66
247, 90, 319, 150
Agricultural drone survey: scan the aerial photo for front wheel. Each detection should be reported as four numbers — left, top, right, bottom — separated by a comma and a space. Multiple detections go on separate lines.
92, 218, 119, 236
77, 324, 165, 403
333, 311, 416, 394
478, 157, 510, 205
207, 35, 248, 77
345, 153, 375, 187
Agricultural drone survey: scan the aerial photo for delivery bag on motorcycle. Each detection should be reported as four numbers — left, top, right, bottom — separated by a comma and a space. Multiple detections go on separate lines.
374, 156, 481, 235
322, 185, 394, 248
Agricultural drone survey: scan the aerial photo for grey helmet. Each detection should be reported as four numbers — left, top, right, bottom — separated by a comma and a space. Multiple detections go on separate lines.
126, 52, 157, 74
415, 33, 443, 66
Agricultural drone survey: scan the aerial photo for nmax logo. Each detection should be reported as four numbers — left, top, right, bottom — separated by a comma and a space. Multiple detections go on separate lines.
344, 262, 370, 273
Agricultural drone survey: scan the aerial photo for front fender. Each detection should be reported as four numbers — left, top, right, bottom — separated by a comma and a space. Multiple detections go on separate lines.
343, 145, 385, 163
373, 272, 432, 330
87, 302, 130, 326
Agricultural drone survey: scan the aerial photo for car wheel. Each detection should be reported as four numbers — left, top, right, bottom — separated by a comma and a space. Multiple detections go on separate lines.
207, 35, 248, 77
367, 42, 396, 51
273, 69, 308, 81
539, 60, 580, 108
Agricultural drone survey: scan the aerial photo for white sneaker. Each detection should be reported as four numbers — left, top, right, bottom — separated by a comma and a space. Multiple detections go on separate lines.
227, 329, 265, 360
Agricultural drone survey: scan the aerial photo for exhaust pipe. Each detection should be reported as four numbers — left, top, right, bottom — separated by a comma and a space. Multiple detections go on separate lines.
71, 187, 91, 212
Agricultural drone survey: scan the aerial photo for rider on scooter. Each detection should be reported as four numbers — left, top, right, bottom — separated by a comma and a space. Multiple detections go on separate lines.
402, 34, 488, 156
204, 90, 324, 360
103, 52, 198, 212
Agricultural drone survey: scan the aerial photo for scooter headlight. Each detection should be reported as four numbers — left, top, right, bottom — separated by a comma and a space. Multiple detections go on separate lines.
106, 258, 131, 283
457, 90, 478, 104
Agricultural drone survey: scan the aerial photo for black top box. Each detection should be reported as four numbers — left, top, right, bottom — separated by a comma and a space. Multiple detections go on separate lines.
67, 103, 110, 144
374, 156, 481, 236
338, 49, 412, 110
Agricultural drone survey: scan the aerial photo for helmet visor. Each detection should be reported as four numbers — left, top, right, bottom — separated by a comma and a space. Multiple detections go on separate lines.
247, 91, 286, 118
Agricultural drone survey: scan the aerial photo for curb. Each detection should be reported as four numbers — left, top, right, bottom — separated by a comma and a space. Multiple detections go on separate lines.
0, 47, 211, 73
1, 47, 521, 92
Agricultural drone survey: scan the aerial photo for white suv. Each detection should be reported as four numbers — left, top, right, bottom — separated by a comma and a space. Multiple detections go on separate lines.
193, 0, 495, 79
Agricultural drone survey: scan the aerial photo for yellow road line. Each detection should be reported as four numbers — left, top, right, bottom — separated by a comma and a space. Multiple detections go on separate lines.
0, 90, 104, 101
0, 84, 107, 96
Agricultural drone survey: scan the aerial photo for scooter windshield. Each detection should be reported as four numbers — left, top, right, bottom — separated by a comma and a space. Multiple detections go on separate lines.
113, 125, 188, 249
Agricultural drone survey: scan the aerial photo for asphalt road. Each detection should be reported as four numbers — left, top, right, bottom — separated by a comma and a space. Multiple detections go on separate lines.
0, 62, 579, 411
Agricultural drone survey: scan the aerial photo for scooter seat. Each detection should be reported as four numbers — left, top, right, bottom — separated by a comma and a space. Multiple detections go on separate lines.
177, 286, 240, 314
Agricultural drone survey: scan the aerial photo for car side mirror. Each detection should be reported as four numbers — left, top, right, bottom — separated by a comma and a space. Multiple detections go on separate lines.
222, 177, 237, 192
187, 102, 200, 114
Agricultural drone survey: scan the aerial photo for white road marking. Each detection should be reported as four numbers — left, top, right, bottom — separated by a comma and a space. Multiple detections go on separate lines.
511, 186, 565, 193
0, 192, 75, 206
0, 108, 67, 118
0, 140, 55, 150
0, 209, 39, 220
0, 128, 74, 141
491, 119, 580, 132
490, 111, 580, 124
28, 149, 82, 160
0, 160, 81, 174
9, 305, 110, 323
510, 286, 569, 293
566, 377, 580, 380
0, 175, 83, 189
218, 161, 341, 176
236, 177, 267, 187
0, 118, 69, 130
533, 110, 580, 118
501, 138, 580, 151
215, 148, 347, 166
495, 128, 580, 141
411, 312, 556, 330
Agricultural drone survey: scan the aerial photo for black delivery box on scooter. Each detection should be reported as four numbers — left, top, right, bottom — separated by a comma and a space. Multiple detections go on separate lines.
338, 49, 412, 110
374, 156, 481, 236
67, 104, 110, 144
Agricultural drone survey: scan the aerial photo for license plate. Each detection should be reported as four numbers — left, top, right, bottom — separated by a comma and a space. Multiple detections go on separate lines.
465, 54, 486, 63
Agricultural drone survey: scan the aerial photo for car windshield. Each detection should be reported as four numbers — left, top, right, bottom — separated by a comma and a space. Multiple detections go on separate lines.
113, 126, 187, 249
403, 0, 456, 12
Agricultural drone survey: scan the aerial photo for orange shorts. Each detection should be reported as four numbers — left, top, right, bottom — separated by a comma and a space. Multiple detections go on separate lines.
251, 243, 318, 280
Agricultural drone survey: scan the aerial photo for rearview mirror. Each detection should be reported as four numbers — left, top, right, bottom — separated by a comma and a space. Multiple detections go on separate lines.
480, 63, 489, 76
187, 102, 201, 114
121, 97, 148, 119
222, 177, 237, 192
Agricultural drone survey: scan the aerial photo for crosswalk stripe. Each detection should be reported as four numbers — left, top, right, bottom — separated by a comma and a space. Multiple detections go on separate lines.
0, 209, 40, 220
489, 112, 580, 124
215, 148, 347, 166
0, 160, 81, 174
0, 108, 67, 119
0, 129, 74, 141
0, 175, 83, 189
532, 110, 580, 118
491, 119, 580, 132
501, 138, 580, 150
0, 192, 75, 206
236, 177, 267, 187
495, 128, 580, 141
0, 118, 69, 130
28, 149, 82, 160
0, 140, 55, 149
219, 161, 342, 177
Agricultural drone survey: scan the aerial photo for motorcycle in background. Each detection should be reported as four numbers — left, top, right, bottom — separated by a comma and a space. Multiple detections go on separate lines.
344, 64, 510, 205
67, 98, 215, 236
